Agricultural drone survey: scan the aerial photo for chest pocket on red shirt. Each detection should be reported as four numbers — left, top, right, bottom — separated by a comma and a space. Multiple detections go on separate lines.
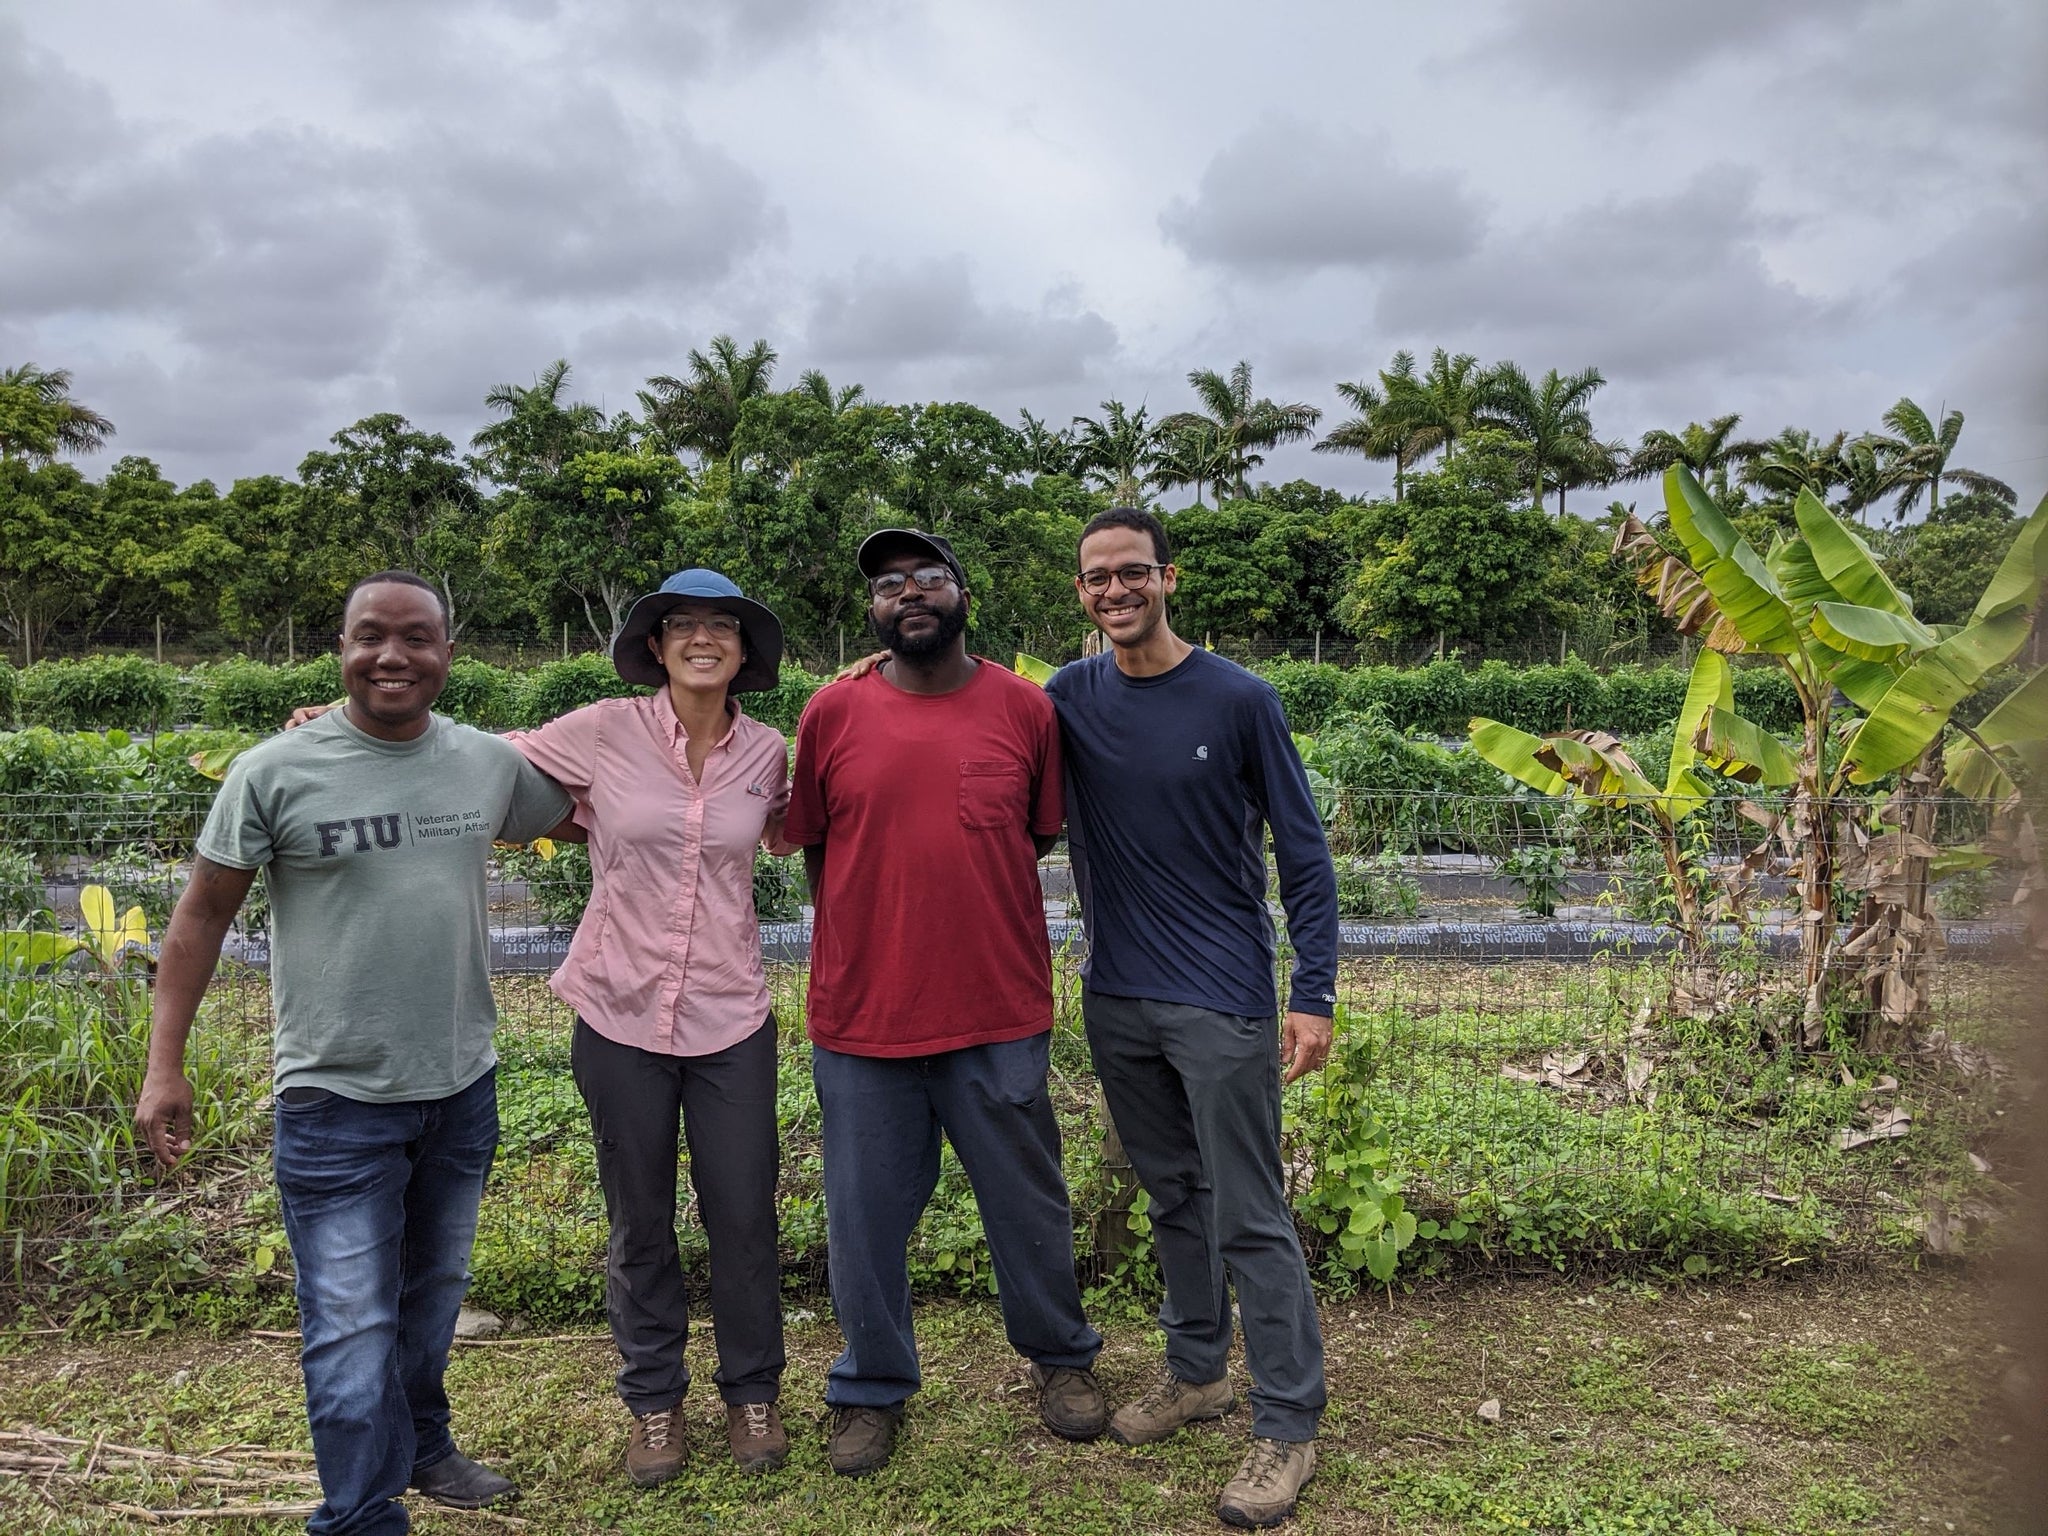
958, 760, 1024, 829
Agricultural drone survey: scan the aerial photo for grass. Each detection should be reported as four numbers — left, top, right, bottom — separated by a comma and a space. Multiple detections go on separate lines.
1, 952, 2020, 1327
0, 1267, 2023, 1532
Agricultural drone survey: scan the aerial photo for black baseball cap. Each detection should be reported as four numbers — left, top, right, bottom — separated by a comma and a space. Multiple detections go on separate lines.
856, 528, 967, 588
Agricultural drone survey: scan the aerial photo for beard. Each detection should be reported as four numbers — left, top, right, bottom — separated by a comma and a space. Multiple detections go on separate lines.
872, 599, 969, 659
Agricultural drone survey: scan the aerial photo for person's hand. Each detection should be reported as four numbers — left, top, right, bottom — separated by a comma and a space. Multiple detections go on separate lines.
1280, 1011, 1333, 1083
834, 651, 889, 683
284, 700, 341, 730
136, 1069, 196, 1168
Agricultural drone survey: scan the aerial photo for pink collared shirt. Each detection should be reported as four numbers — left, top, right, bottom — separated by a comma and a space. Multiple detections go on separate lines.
509, 691, 790, 1058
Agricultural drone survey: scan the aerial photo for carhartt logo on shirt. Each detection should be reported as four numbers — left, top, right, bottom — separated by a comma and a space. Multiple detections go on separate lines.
1193, 745, 1209, 760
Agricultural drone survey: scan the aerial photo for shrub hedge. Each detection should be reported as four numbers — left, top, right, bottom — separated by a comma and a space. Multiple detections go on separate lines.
0, 652, 1826, 741
1259, 657, 1803, 737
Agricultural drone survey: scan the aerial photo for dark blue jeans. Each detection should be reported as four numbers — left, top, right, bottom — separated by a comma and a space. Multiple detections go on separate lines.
272, 1069, 499, 1536
813, 1033, 1101, 1409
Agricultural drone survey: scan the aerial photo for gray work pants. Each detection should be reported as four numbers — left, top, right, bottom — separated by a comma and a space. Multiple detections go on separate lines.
571, 1015, 785, 1412
1082, 989, 1326, 1441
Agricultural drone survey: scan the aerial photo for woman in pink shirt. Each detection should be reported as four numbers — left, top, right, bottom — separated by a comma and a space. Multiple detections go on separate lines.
508, 570, 797, 1486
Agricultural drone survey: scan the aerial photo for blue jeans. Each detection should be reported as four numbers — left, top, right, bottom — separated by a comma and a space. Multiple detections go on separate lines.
813, 1034, 1101, 1408
272, 1069, 499, 1536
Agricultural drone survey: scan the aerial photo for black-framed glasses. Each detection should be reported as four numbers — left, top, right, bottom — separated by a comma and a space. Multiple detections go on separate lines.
657, 613, 742, 639
1077, 562, 1166, 595
869, 566, 956, 600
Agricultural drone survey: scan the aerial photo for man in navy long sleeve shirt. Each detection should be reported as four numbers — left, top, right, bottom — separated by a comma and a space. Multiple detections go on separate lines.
1045, 506, 1338, 1530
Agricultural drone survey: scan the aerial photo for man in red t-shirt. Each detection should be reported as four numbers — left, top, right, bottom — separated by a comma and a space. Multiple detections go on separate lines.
785, 529, 1106, 1476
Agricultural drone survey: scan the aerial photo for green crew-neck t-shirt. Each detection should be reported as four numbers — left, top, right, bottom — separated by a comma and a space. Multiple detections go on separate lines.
197, 709, 573, 1103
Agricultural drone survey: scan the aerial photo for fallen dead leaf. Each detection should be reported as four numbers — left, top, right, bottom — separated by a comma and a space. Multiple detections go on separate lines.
1476, 1398, 1502, 1424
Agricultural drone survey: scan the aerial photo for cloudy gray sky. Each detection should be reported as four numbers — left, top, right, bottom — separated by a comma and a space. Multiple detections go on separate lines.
5, 0, 2043, 505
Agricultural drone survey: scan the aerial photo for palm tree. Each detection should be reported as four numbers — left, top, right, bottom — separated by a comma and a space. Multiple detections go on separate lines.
1314, 350, 1428, 502
1740, 428, 1851, 507
1147, 418, 1228, 508
1396, 347, 1488, 467
792, 369, 867, 415
470, 359, 611, 484
0, 363, 115, 463
1625, 414, 1766, 501
1873, 398, 2015, 519
1477, 362, 1610, 513
1016, 409, 1079, 477
1158, 361, 1321, 501
638, 336, 779, 464
1070, 400, 1158, 503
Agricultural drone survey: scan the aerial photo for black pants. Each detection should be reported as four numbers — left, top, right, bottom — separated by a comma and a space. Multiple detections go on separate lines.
571, 1015, 785, 1411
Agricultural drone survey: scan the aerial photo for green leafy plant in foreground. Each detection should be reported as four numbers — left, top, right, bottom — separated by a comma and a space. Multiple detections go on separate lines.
1296, 1014, 1417, 1282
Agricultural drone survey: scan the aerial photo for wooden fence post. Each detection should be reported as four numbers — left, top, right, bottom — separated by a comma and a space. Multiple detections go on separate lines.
154, 616, 163, 666
286, 614, 295, 665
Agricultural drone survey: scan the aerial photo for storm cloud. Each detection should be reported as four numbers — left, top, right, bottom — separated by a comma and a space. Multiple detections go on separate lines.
2, 0, 2039, 502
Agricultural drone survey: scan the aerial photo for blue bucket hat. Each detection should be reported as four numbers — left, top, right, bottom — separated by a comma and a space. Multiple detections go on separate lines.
611, 569, 784, 693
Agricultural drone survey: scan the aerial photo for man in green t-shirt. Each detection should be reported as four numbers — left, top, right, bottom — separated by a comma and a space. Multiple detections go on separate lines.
137, 571, 572, 1536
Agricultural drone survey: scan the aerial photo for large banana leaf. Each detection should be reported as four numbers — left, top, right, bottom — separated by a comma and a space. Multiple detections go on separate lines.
1664, 466, 1801, 654
1660, 648, 1732, 816
1768, 535, 1841, 624
1536, 733, 1663, 805
1468, 719, 1567, 795
1794, 489, 1915, 616
1944, 667, 2048, 799
1845, 607, 2035, 781
1013, 653, 1058, 686
1970, 492, 2048, 624
1809, 601, 1934, 663
1696, 708, 1799, 786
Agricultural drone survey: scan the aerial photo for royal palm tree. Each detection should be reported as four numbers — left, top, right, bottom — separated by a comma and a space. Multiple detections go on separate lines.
0, 363, 115, 463
1158, 360, 1321, 501
1397, 347, 1488, 467
1314, 350, 1428, 502
1477, 362, 1611, 513
638, 335, 779, 464
1148, 418, 1228, 508
470, 359, 611, 483
1016, 409, 1079, 477
1625, 414, 1766, 501
1070, 399, 1159, 504
792, 368, 867, 415
1873, 397, 2015, 519
1740, 428, 1851, 507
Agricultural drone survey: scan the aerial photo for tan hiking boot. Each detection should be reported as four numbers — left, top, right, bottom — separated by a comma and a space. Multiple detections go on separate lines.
1029, 1363, 1110, 1440
827, 1404, 904, 1476
625, 1408, 685, 1487
1109, 1370, 1235, 1446
726, 1401, 788, 1472
1216, 1437, 1316, 1528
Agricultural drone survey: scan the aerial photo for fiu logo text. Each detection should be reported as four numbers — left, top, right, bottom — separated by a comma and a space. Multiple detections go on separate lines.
317, 814, 404, 856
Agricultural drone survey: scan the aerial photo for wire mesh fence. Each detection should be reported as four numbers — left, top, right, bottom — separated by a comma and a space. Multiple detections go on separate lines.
0, 787, 2029, 1323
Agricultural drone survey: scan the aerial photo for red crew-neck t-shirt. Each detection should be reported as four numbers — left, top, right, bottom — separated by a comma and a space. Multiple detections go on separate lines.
785, 661, 1064, 1057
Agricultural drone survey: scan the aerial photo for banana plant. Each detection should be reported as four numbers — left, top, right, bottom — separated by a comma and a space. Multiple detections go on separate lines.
1613, 468, 2048, 1043
0, 884, 150, 975
1471, 647, 1793, 965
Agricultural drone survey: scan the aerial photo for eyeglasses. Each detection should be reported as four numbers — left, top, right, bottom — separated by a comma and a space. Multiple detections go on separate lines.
657, 613, 742, 639
869, 566, 957, 600
1077, 563, 1167, 595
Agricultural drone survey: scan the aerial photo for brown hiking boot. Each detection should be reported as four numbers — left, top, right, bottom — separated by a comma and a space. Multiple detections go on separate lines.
624, 1407, 685, 1487
1216, 1437, 1316, 1528
1029, 1363, 1109, 1441
726, 1401, 788, 1472
1109, 1370, 1235, 1446
826, 1404, 903, 1476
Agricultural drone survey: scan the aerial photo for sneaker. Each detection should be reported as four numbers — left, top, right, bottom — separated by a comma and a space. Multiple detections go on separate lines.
1216, 1437, 1316, 1528
726, 1400, 788, 1472
410, 1448, 516, 1508
1109, 1370, 1235, 1446
826, 1404, 903, 1477
1029, 1363, 1109, 1440
625, 1407, 686, 1488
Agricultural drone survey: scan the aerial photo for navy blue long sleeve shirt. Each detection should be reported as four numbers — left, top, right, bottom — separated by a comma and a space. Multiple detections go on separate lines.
1045, 647, 1340, 1019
